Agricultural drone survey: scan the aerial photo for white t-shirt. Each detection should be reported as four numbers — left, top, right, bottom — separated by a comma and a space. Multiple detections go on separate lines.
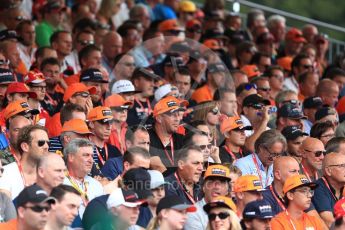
63, 175, 104, 218
0, 162, 24, 200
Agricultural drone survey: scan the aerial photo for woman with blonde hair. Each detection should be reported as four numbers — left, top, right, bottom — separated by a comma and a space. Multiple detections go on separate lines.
192, 101, 221, 144
96, 0, 122, 30
146, 195, 196, 230
203, 196, 242, 230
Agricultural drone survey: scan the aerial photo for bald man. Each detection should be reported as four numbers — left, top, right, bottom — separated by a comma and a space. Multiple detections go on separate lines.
300, 137, 325, 182
36, 154, 66, 194
101, 31, 123, 79
312, 152, 345, 228
316, 79, 339, 108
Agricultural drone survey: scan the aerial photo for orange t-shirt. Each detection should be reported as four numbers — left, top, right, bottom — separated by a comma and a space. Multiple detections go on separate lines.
0, 219, 17, 230
46, 112, 62, 138
63, 73, 80, 86
271, 211, 323, 230
190, 84, 213, 103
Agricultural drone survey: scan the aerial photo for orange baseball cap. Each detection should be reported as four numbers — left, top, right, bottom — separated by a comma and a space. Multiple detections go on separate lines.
285, 28, 307, 43
4, 100, 39, 120
104, 94, 132, 108
186, 19, 201, 30
277, 56, 293, 71
87, 106, 114, 122
220, 116, 253, 134
63, 83, 96, 103
153, 96, 184, 117
283, 174, 317, 195
61, 118, 92, 134
240, 65, 261, 79
24, 70, 46, 84
204, 164, 231, 181
203, 196, 237, 213
203, 39, 221, 50
233, 175, 265, 192
334, 198, 345, 220
5, 82, 37, 98
158, 19, 183, 32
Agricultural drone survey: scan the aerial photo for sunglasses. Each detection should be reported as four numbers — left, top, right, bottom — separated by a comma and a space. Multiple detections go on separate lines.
301, 64, 314, 70
304, 149, 326, 157
210, 108, 219, 115
0, 59, 10, 65
74, 92, 90, 98
24, 205, 51, 213
249, 104, 264, 110
208, 212, 230, 221
38, 140, 50, 147
14, 16, 24, 21
168, 30, 181, 36
198, 144, 213, 150
122, 62, 136, 67
244, 83, 257, 91
257, 87, 271, 92
78, 40, 94, 46
96, 120, 114, 125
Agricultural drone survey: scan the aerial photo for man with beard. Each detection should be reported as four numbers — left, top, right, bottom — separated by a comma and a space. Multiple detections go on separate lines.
281, 126, 308, 163
88, 106, 121, 169
80, 68, 108, 107
184, 164, 231, 229
63, 138, 104, 228
0, 125, 49, 199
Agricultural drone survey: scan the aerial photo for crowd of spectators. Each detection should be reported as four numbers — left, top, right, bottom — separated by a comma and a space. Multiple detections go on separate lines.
1, 0, 345, 229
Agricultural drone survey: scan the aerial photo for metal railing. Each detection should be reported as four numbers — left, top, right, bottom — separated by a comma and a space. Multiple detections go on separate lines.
226, 0, 345, 63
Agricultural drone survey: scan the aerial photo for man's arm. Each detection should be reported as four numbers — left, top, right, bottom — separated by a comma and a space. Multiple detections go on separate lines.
319, 211, 335, 229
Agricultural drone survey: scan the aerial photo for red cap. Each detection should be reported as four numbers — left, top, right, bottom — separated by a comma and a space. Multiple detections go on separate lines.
63, 83, 96, 103
24, 70, 46, 84
159, 19, 183, 32
186, 19, 201, 30
5, 82, 37, 98
334, 198, 345, 219
277, 56, 293, 71
285, 28, 307, 43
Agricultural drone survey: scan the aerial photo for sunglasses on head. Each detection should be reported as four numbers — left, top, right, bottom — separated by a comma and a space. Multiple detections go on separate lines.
198, 143, 213, 150
304, 149, 326, 157
208, 212, 230, 221
38, 140, 50, 147
244, 83, 257, 91
24, 205, 51, 213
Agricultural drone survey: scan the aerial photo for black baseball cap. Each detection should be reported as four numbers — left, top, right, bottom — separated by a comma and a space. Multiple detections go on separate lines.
163, 54, 184, 67
242, 94, 270, 107
315, 107, 337, 121
122, 168, 152, 199
16, 184, 56, 208
281, 125, 308, 141
243, 200, 274, 219
169, 41, 191, 53
208, 63, 227, 74
131, 67, 160, 81
80, 68, 108, 83
156, 195, 196, 215
0, 29, 18, 42
277, 103, 306, 119
0, 68, 14, 84
303, 96, 323, 109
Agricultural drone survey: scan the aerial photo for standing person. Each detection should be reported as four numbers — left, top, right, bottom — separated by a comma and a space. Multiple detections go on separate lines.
146, 195, 196, 230
0, 184, 56, 229
270, 174, 323, 230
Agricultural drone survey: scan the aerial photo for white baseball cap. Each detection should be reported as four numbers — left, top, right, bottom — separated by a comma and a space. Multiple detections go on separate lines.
148, 170, 170, 189
154, 84, 172, 102
111, 80, 140, 94
106, 188, 144, 209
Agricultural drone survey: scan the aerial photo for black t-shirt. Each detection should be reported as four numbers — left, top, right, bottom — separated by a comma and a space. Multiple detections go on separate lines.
219, 146, 243, 164
148, 128, 185, 171
127, 97, 154, 127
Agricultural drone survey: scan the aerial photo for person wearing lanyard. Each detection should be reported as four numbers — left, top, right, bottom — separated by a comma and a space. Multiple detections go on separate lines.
312, 152, 345, 228
149, 96, 185, 170
219, 116, 252, 164
235, 129, 286, 188
233, 175, 265, 219
88, 106, 122, 169
271, 174, 323, 230
127, 67, 157, 126
105, 94, 132, 154
165, 145, 203, 205
299, 137, 325, 182
242, 200, 274, 230
281, 125, 308, 163
63, 138, 104, 228
184, 164, 232, 230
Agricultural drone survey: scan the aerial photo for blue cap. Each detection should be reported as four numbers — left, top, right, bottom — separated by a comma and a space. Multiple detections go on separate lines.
243, 200, 273, 219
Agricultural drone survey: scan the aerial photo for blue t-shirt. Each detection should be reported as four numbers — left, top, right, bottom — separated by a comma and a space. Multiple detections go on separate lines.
101, 156, 124, 180
312, 177, 339, 213
136, 206, 153, 228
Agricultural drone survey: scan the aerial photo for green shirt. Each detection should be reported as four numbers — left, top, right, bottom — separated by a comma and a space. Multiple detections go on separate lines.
35, 20, 59, 47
